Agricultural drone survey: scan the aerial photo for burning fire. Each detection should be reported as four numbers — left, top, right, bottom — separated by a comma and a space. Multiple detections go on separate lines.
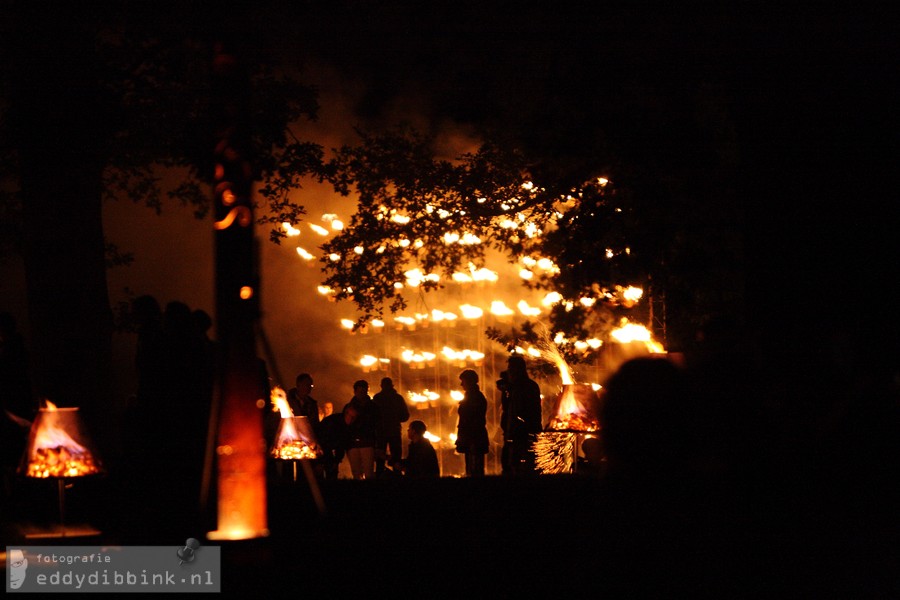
610, 318, 666, 353
547, 384, 601, 433
269, 387, 321, 460
22, 401, 101, 478
526, 329, 602, 432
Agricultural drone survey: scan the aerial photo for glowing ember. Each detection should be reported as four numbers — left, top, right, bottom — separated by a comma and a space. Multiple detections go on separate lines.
533, 432, 577, 474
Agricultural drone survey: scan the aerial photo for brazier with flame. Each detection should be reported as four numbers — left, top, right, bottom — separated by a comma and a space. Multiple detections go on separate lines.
18, 402, 103, 536
270, 416, 321, 460
546, 383, 602, 433
536, 384, 603, 474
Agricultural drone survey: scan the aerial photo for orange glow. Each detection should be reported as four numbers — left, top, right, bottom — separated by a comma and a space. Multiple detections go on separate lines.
21, 405, 102, 478
214, 206, 252, 230
269, 386, 292, 418
239, 286, 253, 300
271, 416, 321, 460
209, 378, 269, 541
547, 384, 601, 432
610, 318, 666, 353
490, 300, 514, 316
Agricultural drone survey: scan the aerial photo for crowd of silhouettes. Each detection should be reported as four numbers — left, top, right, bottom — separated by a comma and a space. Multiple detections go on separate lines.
264, 375, 452, 480
125, 295, 216, 522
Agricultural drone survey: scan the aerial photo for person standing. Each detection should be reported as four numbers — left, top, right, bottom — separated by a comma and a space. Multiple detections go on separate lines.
499, 354, 543, 475
456, 369, 489, 476
401, 420, 439, 477
318, 404, 356, 480
287, 373, 320, 428
344, 380, 380, 480
372, 377, 410, 477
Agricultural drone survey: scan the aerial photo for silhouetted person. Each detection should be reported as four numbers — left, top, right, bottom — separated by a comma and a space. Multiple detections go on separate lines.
456, 369, 488, 476
126, 295, 167, 472
162, 301, 211, 487
318, 400, 334, 421
287, 373, 320, 427
499, 355, 542, 475
401, 420, 439, 477
372, 376, 409, 477
344, 380, 380, 479
318, 404, 357, 480
576, 436, 604, 476
600, 356, 692, 480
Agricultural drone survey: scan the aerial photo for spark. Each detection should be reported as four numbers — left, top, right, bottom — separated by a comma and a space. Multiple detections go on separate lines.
533, 432, 577, 474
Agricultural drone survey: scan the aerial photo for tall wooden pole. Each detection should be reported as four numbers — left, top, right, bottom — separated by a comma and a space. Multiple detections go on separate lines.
207, 41, 268, 540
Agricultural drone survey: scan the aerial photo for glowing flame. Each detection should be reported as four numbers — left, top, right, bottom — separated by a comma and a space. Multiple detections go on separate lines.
282, 222, 301, 236
270, 386, 292, 418
296, 247, 315, 260
23, 403, 102, 478
490, 301, 514, 316
547, 384, 601, 433
405, 269, 441, 287
621, 285, 643, 305
309, 224, 329, 236
542, 292, 562, 306
408, 390, 440, 404
459, 304, 483, 319
441, 346, 485, 364
271, 416, 321, 460
610, 318, 666, 353
517, 300, 541, 317
401, 350, 436, 367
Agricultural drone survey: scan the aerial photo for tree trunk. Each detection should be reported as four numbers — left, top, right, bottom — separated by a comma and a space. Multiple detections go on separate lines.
10, 8, 114, 450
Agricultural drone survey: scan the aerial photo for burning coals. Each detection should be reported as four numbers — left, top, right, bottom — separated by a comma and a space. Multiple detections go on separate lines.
25, 446, 102, 478
20, 402, 103, 478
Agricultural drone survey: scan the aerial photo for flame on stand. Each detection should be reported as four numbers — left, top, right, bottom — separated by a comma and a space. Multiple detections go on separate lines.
269, 387, 321, 460
21, 400, 102, 478
527, 326, 602, 432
